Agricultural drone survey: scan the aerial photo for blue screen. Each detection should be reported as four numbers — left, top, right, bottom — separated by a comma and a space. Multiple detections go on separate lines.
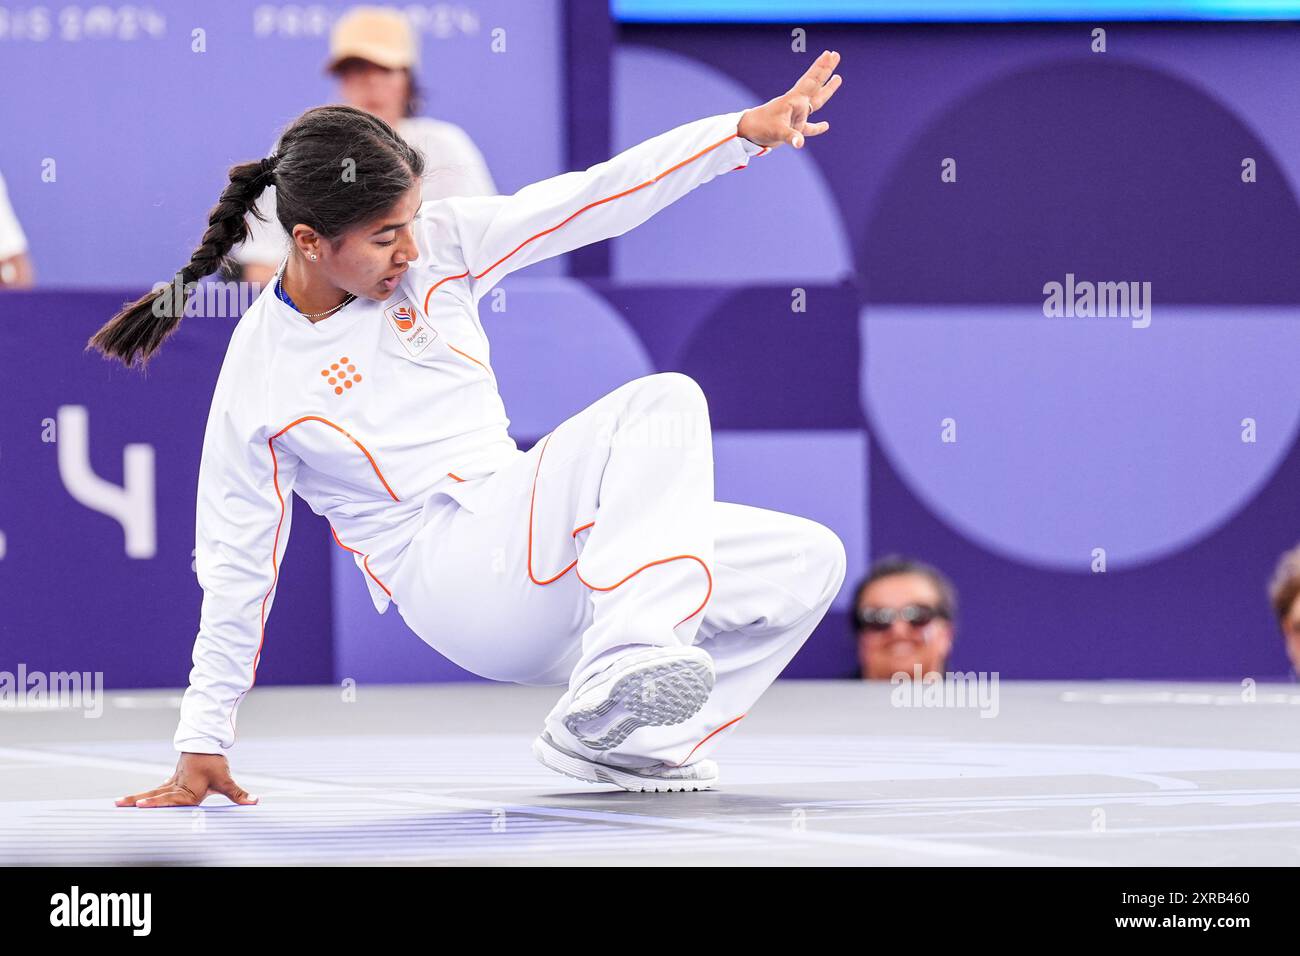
612, 0, 1300, 21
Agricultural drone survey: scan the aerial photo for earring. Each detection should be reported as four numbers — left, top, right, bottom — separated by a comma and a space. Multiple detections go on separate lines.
309, 253, 318, 261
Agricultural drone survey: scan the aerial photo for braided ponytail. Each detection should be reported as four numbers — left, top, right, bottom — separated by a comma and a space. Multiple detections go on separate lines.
85, 156, 277, 369
89, 105, 424, 371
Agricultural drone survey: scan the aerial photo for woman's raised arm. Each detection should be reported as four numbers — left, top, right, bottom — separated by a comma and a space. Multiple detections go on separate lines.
416, 50, 841, 311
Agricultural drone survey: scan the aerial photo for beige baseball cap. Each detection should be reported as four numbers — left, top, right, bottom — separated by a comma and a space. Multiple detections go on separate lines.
326, 6, 418, 73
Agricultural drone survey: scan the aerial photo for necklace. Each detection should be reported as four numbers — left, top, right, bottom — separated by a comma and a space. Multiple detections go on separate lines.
275, 269, 356, 320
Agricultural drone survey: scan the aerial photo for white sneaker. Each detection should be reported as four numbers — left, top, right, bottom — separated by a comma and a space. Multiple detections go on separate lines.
532, 731, 720, 792
561, 645, 715, 752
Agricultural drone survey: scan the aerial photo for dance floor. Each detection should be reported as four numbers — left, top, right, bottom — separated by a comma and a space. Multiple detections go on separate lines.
3, 680, 1299, 866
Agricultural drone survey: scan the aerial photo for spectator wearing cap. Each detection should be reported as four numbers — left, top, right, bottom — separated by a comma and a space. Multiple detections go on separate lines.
849, 557, 957, 680
234, 5, 497, 285
0, 170, 34, 288
1268, 544, 1300, 678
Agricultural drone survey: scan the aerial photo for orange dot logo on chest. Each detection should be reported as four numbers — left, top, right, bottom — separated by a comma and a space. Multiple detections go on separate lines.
320, 356, 362, 395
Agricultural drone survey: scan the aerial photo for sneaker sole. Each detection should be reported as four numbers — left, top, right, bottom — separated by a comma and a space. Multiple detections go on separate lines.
562, 647, 715, 752
531, 734, 718, 792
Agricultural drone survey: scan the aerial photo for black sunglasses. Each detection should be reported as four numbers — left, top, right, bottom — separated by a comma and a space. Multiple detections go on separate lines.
855, 604, 949, 632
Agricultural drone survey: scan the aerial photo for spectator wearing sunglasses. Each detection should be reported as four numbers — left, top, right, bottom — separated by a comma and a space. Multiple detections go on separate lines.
849, 556, 957, 680
1267, 543, 1300, 678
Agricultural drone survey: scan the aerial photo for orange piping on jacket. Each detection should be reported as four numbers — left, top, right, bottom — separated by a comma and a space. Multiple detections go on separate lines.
227, 432, 292, 742
446, 343, 490, 374
329, 525, 392, 597
423, 131, 757, 314
230, 416, 399, 743
270, 415, 400, 501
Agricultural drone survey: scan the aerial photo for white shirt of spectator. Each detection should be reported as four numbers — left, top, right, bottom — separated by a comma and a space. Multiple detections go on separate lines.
0, 170, 30, 260
233, 115, 497, 267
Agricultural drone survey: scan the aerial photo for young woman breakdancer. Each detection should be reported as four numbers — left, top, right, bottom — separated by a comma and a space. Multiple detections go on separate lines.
94, 51, 846, 798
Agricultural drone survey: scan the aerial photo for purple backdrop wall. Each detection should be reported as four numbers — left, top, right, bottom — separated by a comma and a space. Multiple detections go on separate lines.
0, 290, 335, 691
0, 0, 565, 288
4, 14, 1298, 690
608, 20, 1300, 679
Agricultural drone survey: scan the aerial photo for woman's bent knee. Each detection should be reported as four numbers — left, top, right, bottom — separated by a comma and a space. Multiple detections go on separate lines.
799, 519, 848, 610
640, 371, 708, 410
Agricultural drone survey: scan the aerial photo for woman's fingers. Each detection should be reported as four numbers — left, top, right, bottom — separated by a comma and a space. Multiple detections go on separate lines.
811, 72, 842, 111
793, 49, 840, 99
784, 119, 830, 149
213, 776, 258, 806
133, 786, 200, 808
115, 781, 178, 807
786, 51, 841, 143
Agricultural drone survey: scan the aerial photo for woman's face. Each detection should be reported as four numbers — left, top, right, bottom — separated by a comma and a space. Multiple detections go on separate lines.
336, 59, 408, 126
319, 181, 422, 302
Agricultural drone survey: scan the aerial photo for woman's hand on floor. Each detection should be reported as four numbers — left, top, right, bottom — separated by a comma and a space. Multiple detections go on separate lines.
116, 752, 258, 807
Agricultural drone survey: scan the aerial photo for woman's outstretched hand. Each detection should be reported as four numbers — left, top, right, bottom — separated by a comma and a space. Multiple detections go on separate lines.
115, 752, 258, 808
738, 49, 843, 150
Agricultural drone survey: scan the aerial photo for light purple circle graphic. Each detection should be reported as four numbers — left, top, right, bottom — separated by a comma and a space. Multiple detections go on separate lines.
862, 305, 1300, 570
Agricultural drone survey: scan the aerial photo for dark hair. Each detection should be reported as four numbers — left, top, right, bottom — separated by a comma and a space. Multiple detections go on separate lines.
86, 105, 425, 369
848, 555, 959, 633
1269, 543, 1300, 626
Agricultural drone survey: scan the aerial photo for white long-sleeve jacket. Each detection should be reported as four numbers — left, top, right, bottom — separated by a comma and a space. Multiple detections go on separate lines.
174, 109, 771, 754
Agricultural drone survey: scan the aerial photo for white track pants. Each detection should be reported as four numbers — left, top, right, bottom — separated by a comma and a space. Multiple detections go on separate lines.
388, 373, 847, 769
